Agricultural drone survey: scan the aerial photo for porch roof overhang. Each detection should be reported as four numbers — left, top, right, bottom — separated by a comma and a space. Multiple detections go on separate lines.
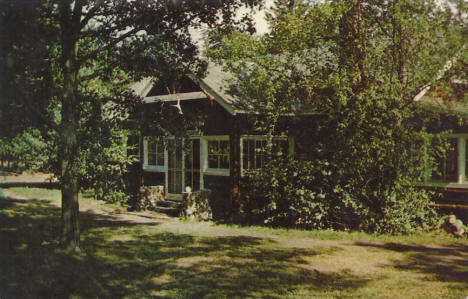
143, 91, 207, 103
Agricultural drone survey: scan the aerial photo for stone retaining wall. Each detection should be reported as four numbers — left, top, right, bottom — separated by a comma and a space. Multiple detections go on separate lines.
181, 189, 213, 221
137, 185, 165, 210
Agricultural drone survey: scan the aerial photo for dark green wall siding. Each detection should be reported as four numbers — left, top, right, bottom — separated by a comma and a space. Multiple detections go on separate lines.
143, 172, 165, 186
203, 175, 231, 218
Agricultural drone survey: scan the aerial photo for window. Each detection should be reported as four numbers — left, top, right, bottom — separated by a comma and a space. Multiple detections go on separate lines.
242, 139, 266, 171
242, 136, 289, 173
146, 137, 164, 167
432, 138, 457, 181
208, 140, 230, 169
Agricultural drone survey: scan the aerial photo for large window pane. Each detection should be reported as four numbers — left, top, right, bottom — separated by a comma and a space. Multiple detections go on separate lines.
147, 137, 164, 166
242, 138, 288, 172
207, 140, 230, 169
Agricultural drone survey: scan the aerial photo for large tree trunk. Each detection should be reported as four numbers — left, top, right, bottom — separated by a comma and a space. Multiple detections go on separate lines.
60, 70, 80, 251
60, 171, 80, 251
59, 1, 81, 252
60, 60, 80, 251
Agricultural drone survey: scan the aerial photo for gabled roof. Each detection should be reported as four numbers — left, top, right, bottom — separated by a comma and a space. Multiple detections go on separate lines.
130, 64, 243, 115
131, 77, 154, 98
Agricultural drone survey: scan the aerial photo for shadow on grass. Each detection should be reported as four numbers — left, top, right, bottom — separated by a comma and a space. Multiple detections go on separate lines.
0, 196, 371, 298
0, 181, 59, 189
354, 241, 468, 286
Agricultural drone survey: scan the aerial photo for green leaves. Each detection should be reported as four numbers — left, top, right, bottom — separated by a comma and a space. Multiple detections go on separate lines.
0, 128, 53, 172
215, 0, 468, 233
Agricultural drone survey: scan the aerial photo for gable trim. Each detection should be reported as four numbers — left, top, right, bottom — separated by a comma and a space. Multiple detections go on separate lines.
144, 91, 207, 103
187, 74, 240, 115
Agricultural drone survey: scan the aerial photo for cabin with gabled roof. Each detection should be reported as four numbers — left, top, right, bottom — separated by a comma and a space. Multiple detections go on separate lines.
129, 63, 468, 215
129, 64, 298, 216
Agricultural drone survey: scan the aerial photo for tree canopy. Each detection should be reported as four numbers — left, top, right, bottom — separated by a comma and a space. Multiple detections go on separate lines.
0, 0, 261, 251
206, 0, 468, 233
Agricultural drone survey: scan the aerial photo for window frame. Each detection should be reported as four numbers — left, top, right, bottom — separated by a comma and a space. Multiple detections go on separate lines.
240, 135, 293, 176
143, 136, 165, 172
183, 138, 202, 192
420, 134, 468, 188
201, 136, 230, 176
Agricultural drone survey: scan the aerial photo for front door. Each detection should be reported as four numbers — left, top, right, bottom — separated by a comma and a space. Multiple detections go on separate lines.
167, 138, 183, 195
166, 138, 201, 196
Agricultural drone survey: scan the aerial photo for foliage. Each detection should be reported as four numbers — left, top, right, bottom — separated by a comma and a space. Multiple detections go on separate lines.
77, 120, 134, 204
0, 128, 55, 172
243, 158, 339, 229
0, 2, 55, 139
0, 0, 261, 249
208, 0, 468, 233
244, 156, 437, 234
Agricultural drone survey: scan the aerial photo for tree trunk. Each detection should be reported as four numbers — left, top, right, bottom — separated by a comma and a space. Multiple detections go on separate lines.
59, 56, 80, 252
60, 173, 80, 250
59, 1, 80, 252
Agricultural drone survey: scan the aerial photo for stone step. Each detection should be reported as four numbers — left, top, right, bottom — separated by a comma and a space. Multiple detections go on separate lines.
156, 200, 182, 208
154, 206, 180, 216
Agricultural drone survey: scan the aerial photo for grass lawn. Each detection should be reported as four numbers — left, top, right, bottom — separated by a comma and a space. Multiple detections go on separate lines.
1, 187, 468, 298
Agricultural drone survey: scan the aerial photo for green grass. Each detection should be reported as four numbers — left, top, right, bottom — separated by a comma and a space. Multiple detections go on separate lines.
1, 188, 468, 298
6, 187, 124, 212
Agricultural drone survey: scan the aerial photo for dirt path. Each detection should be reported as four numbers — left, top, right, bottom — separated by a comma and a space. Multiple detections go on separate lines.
1, 171, 174, 226
1, 172, 56, 183
2, 173, 466, 252
2, 187, 173, 225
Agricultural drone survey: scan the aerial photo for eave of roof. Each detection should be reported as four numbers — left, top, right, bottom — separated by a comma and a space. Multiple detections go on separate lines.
143, 91, 207, 103
130, 64, 321, 116
130, 77, 153, 98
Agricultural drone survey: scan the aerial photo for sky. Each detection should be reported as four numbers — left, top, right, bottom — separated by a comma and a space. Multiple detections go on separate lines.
190, 0, 274, 49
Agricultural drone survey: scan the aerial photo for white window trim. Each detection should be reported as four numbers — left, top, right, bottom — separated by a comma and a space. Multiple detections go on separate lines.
240, 135, 294, 176
143, 137, 165, 172
200, 136, 230, 176
142, 135, 230, 193
424, 135, 467, 185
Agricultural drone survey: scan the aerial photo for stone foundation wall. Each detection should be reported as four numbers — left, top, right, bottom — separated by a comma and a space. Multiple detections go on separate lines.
137, 185, 165, 210
181, 189, 213, 221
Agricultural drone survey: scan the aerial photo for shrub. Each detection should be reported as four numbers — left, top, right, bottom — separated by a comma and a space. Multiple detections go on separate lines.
2, 129, 52, 172
243, 157, 437, 234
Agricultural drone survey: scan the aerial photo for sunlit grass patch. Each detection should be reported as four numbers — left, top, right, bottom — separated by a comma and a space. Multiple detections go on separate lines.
7, 187, 124, 212
1, 188, 468, 298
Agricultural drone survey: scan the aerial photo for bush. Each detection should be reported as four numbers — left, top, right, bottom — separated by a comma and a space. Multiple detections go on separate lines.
242, 157, 437, 234
243, 158, 334, 229
77, 129, 135, 204
0, 129, 53, 172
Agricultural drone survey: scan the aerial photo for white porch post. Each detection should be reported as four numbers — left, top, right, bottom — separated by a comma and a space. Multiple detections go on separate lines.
200, 138, 207, 189
457, 137, 465, 183
164, 139, 169, 195
142, 137, 148, 167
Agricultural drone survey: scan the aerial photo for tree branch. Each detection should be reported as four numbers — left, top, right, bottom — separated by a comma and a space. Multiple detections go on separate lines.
72, 0, 84, 34
78, 69, 104, 83
84, 27, 141, 59
79, 0, 105, 30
